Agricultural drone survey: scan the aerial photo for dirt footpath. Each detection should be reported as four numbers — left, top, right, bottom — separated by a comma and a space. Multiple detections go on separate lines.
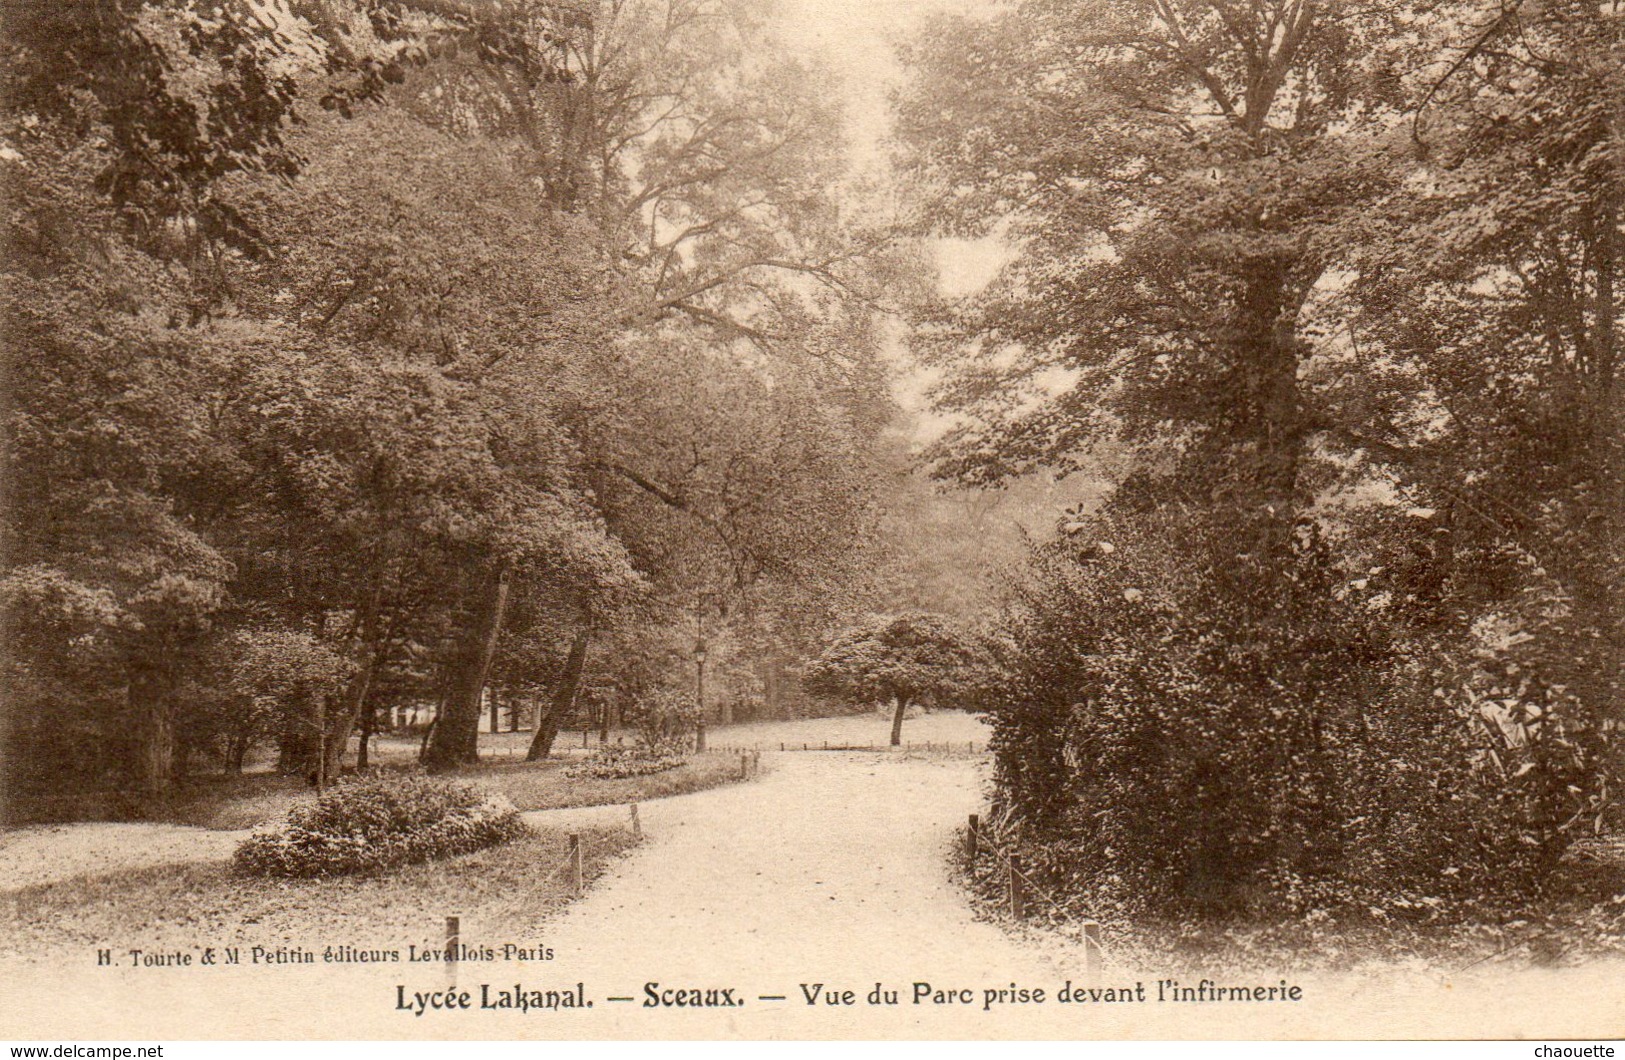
526, 751, 1071, 1037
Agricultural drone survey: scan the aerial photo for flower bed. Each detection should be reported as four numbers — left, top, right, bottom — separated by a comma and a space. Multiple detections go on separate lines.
566, 743, 688, 780
234, 773, 526, 877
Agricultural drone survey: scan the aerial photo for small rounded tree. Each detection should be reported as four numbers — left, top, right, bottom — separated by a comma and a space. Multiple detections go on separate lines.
802, 613, 990, 746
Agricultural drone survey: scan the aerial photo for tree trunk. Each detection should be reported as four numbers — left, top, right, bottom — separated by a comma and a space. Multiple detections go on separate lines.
890, 696, 910, 748
356, 694, 377, 770
277, 721, 318, 776
425, 564, 512, 770
226, 731, 249, 774
1235, 262, 1310, 516
129, 666, 174, 797
321, 578, 387, 779
527, 627, 591, 761
418, 716, 437, 759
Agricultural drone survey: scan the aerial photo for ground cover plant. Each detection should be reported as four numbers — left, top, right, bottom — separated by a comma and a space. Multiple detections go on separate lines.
567, 743, 689, 781
234, 773, 525, 877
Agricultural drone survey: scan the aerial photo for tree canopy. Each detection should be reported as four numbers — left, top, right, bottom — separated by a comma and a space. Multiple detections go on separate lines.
895, 0, 1622, 918
1, 0, 900, 801
802, 612, 992, 746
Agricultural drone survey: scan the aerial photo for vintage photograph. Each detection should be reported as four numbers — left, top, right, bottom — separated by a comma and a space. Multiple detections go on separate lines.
1, 0, 1621, 1042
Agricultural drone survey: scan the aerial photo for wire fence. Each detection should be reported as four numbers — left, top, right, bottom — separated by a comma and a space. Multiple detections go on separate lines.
441, 799, 647, 984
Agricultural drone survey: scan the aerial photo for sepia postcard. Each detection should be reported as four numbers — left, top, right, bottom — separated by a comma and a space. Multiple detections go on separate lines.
2, 0, 1622, 1044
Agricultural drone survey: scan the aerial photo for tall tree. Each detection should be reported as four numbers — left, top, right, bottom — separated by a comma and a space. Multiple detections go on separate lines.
897, 0, 1403, 529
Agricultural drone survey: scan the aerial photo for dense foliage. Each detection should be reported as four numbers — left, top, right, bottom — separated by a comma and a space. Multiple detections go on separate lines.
1, 0, 895, 809
898, 0, 1622, 924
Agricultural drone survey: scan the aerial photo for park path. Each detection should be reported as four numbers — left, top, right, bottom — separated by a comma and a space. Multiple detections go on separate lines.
516, 751, 1081, 1037
6, 749, 1616, 1039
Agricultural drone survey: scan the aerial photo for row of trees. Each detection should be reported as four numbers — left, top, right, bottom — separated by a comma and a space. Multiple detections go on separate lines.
2, 0, 895, 802
899, 0, 1621, 915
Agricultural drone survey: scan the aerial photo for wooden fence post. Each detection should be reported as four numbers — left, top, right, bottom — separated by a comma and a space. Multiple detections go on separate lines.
1083, 920, 1103, 979
1008, 852, 1026, 919
629, 803, 642, 837
740, 752, 748, 779
445, 915, 459, 985
967, 814, 979, 860
568, 833, 583, 896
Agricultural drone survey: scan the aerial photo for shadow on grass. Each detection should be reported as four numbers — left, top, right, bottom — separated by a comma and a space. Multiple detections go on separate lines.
0, 825, 639, 965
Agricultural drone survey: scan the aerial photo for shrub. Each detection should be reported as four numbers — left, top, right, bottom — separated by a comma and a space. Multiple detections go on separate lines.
567, 742, 688, 780
234, 772, 526, 877
988, 500, 1607, 925
624, 687, 700, 748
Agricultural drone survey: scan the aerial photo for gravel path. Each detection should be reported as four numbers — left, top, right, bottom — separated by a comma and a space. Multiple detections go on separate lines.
522, 751, 1072, 1037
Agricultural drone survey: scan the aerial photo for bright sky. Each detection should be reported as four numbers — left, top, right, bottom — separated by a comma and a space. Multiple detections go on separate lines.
770, 0, 1012, 445
771, 0, 947, 173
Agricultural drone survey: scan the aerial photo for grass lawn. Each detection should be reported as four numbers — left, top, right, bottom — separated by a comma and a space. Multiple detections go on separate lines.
138, 751, 755, 831
0, 825, 637, 965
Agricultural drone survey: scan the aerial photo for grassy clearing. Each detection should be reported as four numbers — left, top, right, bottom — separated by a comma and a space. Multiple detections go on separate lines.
0, 825, 637, 966
124, 751, 753, 831
699, 710, 991, 752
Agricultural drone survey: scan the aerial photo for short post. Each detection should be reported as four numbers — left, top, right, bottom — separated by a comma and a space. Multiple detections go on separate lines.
780, 742, 785, 752
445, 916, 459, 985
568, 833, 583, 897
1008, 853, 1026, 920
1083, 920, 1103, 979
967, 814, 979, 860
739, 752, 748, 779
629, 803, 642, 837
